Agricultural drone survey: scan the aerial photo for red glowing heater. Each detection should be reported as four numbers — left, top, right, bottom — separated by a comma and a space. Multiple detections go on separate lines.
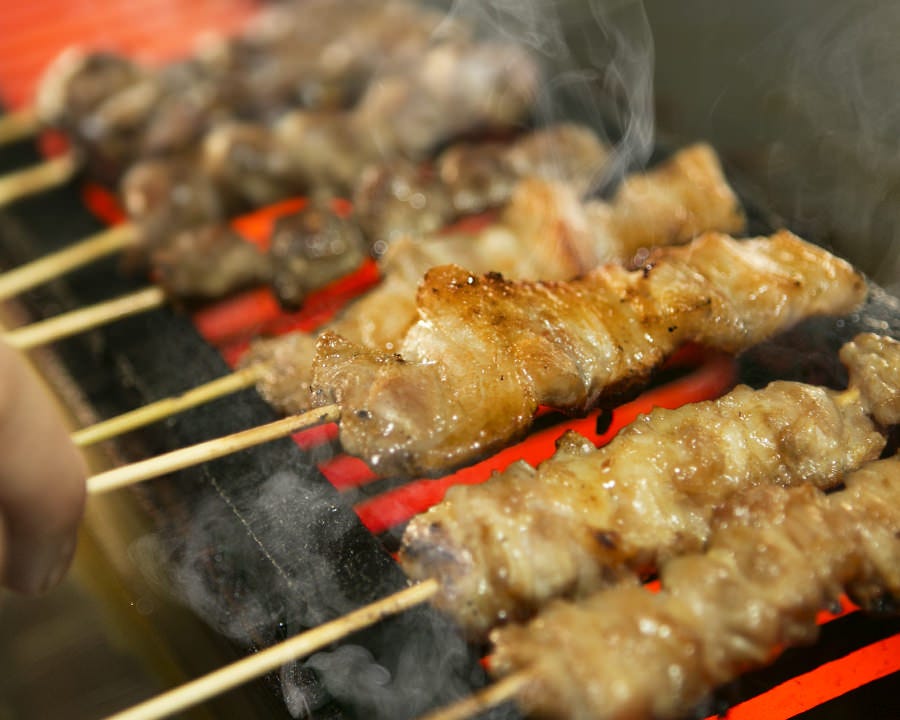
0, 2, 898, 720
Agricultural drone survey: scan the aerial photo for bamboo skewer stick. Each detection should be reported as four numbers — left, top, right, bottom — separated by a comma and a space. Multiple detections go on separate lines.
0, 222, 138, 300
72, 365, 267, 447
3, 284, 162, 349
0, 108, 40, 145
103, 578, 439, 720
86, 404, 341, 494
2, 285, 166, 350
0, 152, 79, 207
417, 673, 531, 720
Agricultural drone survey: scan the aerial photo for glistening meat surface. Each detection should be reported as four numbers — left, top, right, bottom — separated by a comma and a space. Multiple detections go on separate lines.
313, 231, 867, 477
399, 334, 897, 638
247, 142, 743, 415
490, 454, 900, 720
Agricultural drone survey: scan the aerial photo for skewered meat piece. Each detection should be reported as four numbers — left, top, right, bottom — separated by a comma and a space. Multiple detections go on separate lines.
269, 205, 369, 308
32, 1, 458, 184
490, 454, 900, 720
35, 50, 145, 131
120, 38, 539, 253
201, 122, 309, 209
151, 225, 270, 300
840, 330, 900, 426
352, 160, 456, 256
246, 143, 743, 414
354, 123, 611, 252
120, 157, 226, 270
313, 231, 867, 478
141, 199, 368, 301
399, 333, 896, 638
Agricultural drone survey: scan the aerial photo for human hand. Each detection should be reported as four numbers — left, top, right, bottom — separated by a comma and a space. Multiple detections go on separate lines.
0, 341, 86, 594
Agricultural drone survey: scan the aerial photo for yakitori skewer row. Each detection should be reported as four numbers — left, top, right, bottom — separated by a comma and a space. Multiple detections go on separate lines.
4, 140, 738, 375
0, 0, 457, 192
0, 31, 539, 301
89, 332, 900, 720
424, 453, 900, 720
81, 231, 874, 493
2, 142, 744, 468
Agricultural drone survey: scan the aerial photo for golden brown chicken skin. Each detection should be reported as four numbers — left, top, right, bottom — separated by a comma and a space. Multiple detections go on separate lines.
313, 231, 867, 478
246, 143, 743, 415
490, 454, 900, 720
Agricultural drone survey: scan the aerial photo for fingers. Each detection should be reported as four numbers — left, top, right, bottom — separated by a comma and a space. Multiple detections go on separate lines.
0, 341, 86, 594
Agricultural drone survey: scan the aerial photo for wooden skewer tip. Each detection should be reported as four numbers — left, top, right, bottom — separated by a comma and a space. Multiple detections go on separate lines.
0, 222, 138, 301
102, 578, 439, 720
417, 672, 531, 720
0, 152, 79, 207
72, 364, 267, 447
86, 404, 341, 495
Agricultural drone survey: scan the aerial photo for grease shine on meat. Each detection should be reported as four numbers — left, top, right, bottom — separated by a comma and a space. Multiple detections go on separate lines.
245, 143, 744, 415
312, 231, 867, 478
400, 333, 899, 639
490, 454, 900, 720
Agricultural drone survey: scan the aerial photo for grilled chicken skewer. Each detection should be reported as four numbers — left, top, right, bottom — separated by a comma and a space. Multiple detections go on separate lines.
247, 142, 744, 413
422, 453, 900, 720
76, 253, 877, 498
5, 138, 732, 352
57, 143, 741, 443
313, 230, 868, 478
0, 0, 456, 187
0, 36, 538, 301
95, 335, 900, 720
399, 332, 899, 638
491, 456, 900, 720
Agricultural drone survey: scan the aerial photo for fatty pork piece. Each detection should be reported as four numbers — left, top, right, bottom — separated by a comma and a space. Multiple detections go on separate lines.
313, 231, 867, 478
490, 455, 900, 720
247, 142, 744, 414
401, 332, 900, 639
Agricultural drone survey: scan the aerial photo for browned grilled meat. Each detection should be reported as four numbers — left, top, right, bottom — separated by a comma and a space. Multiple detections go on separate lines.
117, 36, 539, 255
268, 204, 369, 308
35, 50, 145, 132
587, 142, 745, 260
150, 225, 270, 300
353, 124, 612, 252
32, 0, 458, 184
313, 231, 867, 478
490, 453, 900, 720
840, 331, 900, 426
399, 334, 898, 638
246, 143, 743, 415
